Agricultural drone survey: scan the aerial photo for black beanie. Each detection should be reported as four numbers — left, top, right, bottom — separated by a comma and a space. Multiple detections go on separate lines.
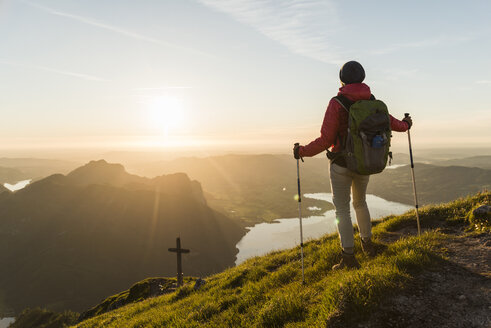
339, 61, 365, 84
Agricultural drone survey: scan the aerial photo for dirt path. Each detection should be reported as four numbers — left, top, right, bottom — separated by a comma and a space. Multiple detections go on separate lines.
364, 225, 491, 328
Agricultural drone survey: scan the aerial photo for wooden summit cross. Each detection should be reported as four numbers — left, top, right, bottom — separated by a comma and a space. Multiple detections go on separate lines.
168, 237, 190, 287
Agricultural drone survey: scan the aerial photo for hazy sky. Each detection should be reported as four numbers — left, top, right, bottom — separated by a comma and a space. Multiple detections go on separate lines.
1, 0, 490, 153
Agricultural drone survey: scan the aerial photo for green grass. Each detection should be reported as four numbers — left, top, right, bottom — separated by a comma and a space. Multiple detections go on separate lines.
372, 191, 490, 234
74, 191, 489, 328
466, 203, 490, 232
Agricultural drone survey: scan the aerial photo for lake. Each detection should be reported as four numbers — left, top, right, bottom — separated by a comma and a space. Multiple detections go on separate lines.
3, 179, 31, 192
385, 164, 407, 169
235, 193, 412, 264
0, 317, 14, 328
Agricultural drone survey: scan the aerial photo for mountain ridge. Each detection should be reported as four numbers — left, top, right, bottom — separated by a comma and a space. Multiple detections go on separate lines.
0, 160, 244, 315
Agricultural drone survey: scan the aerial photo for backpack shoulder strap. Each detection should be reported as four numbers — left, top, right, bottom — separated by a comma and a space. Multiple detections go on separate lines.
330, 95, 355, 154
333, 95, 354, 113
334, 94, 376, 111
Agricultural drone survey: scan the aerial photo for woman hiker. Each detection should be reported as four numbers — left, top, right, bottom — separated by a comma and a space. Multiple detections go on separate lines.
293, 61, 412, 270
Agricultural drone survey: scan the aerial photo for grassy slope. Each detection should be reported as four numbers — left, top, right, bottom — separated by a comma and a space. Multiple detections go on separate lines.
75, 192, 489, 328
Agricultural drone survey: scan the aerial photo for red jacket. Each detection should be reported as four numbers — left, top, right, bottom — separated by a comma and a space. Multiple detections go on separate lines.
299, 83, 409, 157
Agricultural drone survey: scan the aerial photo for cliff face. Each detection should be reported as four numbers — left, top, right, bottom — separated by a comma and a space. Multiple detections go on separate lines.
0, 160, 244, 315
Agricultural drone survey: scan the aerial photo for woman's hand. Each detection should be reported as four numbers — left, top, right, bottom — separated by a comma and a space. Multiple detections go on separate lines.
402, 115, 413, 129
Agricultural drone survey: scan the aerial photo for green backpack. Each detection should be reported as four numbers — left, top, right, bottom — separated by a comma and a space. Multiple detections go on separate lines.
332, 94, 392, 175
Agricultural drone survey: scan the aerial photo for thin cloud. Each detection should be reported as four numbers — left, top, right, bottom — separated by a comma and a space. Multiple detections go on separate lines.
198, 0, 342, 64
0, 59, 108, 81
476, 80, 491, 84
21, 0, 214, 58
134, 86, 194, 91
371, 34, 475, 55
380, 68, 421, 82
131, 86, 193, 100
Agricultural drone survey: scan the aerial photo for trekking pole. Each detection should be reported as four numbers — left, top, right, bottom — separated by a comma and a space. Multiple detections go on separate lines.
294, 143, 305, 285
405, 114, 421, 236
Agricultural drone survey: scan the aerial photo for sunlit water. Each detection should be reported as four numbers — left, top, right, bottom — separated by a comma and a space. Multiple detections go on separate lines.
0, 318, 15, 328
385, 164, 407, 169
3, 179, 31, 192
235, 193, 412, 264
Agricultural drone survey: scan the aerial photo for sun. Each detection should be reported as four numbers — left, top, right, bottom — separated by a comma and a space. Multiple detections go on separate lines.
147, 96, 185, 136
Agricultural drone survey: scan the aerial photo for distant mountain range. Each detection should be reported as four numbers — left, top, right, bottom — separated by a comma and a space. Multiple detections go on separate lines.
0, 160, 244, 315
0, 166, 28, 184
3, 154, 488, 224
369, 163, 491, 205
0, 158, 79, 184
432, 155, 491, 169
133, 154, 333, 224
131, 154, 490, 221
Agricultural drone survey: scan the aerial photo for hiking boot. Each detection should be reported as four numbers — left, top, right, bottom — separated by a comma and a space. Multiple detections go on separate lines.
332, 251, 360, 270
361, 239, 386, 257
361, 238, 377, 257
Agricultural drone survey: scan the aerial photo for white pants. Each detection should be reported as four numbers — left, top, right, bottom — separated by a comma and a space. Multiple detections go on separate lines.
329, 163, 372, 250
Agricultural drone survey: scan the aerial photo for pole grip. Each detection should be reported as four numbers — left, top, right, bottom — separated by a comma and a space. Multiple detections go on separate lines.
404, 113, 409, 118
294, 143, 304, 162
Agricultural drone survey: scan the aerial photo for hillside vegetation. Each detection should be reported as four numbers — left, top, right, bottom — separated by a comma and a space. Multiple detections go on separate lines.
74, 192, 490, 328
